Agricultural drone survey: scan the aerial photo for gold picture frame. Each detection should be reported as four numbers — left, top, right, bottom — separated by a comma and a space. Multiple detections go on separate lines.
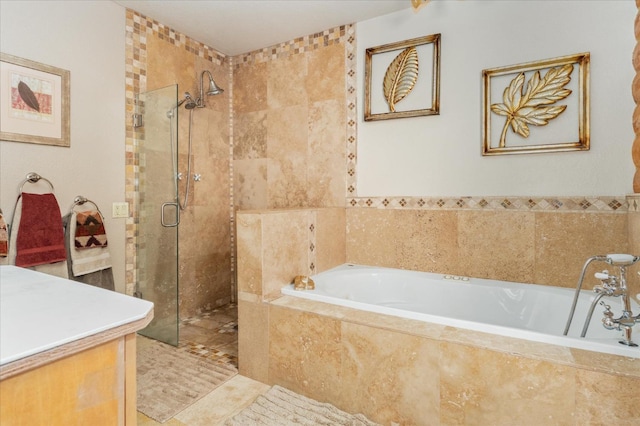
482, 53, 590, 156
364, 34, 441, 121
0, 53, 70, 147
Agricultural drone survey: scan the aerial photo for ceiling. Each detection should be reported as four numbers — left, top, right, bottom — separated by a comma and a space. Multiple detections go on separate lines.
114, 0, 412, 56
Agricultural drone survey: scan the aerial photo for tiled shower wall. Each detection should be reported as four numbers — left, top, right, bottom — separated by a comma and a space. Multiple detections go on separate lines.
125, 11, 233, 316
232, 26, 351, 210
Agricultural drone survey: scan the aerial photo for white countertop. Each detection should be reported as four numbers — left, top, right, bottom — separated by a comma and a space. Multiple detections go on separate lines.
0, 265, 153, 366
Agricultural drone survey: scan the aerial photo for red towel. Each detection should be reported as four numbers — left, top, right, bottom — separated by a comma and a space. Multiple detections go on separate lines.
0, 212, 7, 257
15, 193, 67, 267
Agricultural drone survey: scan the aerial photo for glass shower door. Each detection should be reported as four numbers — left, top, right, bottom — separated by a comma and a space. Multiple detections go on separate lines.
136, 84, 180, 346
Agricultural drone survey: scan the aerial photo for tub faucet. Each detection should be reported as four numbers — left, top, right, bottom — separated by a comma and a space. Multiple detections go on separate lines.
579, 254, 640, 346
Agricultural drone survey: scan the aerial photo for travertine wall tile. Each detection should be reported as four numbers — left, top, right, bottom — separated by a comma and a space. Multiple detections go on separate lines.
341, 323, 440, 426
534, 212, 629, 288
233, 159, 268, 210
267, 53, 308, 109
261, 210, 310, 299
236, 214, 263, 296
628, 200, 640, 301
307, 43, 346, 103
238, 297, 269, 382
307, 100, 347, 207
346, 208, 631, 289
266, 106, 309, 208
233, 62, 267, 114
393, 209, 460, 275
458, 210, 535, 282
440, 342, 575, 425
233, 38, 347, 209
233, 111, 267, 160
345, 208, 402, 268
268, 305, 342, 402
315, 208, 346, 273
575, 369, 640, 424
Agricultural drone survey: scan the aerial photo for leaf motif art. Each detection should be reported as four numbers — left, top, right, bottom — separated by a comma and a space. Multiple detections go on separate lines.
490, 64, 573, 147
18, 81, 40, 112
383, 46, 419, 112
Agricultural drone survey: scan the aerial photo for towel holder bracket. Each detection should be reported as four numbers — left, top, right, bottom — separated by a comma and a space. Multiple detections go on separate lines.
19, 172, 55, 193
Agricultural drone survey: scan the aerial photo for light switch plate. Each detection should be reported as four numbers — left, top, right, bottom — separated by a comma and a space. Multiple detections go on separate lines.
112, 202, 129, 218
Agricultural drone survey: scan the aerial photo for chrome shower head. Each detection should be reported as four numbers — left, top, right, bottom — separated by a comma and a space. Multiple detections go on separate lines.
182, 92, 197, 109
203, 71, 224, 96
196, 70, 223, 107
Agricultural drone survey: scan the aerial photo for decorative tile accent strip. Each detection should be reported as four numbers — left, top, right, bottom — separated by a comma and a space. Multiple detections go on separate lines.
348, 196, 629, 212
124, 9, 228, 296
228, 56, 237, 303
345, 25, 357, 202
628, 194, 640, 212
308, 211, 317, 275
233, 26, 348, 68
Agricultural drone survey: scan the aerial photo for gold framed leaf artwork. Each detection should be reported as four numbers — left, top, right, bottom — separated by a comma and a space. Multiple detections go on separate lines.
364, 34, 441, 121
0, 53, 70, 147
482, 53, 590, 155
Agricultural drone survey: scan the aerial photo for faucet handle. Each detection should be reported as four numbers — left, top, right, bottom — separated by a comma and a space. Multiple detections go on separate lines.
594, 271, 610, 280
600, 301, 614, 318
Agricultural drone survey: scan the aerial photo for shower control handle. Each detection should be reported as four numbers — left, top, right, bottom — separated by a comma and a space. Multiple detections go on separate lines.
161, 202, 180, 227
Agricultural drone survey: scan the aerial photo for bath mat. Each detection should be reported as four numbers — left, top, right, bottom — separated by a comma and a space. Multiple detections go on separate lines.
137, 337, 238, 423
224, 385, 381, 426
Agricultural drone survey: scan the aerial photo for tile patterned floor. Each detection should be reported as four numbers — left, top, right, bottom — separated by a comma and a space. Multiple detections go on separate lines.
178, 304, 238, 368
137, 303, 271, 426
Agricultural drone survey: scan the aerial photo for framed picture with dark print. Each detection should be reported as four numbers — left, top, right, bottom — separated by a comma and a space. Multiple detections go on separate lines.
0, 53, 70, 147
364, 34, 441, 121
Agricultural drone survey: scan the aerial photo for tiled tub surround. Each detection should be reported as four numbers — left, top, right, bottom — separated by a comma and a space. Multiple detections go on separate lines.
281, 264, 640, 359
237, 204, 640, 425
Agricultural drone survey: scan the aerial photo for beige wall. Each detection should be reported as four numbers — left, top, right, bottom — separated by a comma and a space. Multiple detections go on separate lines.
0, 1, 127, 292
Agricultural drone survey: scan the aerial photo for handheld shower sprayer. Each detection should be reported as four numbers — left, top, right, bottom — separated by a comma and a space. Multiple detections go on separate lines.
605, 254, 640, 266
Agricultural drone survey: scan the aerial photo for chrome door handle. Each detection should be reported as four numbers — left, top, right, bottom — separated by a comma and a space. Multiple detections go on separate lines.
161, 202, 180, 227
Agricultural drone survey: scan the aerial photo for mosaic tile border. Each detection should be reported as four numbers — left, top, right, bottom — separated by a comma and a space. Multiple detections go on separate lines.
228, 57, 237, 302
348, 196, 629, 212
234, 26, 349, 68
124, 9, 228, 295
345, 25, 358, 201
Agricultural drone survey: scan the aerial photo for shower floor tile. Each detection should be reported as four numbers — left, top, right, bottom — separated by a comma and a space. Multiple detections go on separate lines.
178, 303, 238, 368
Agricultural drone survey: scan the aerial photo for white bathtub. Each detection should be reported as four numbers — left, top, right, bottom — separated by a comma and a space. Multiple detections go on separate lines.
282, 264, 640, 359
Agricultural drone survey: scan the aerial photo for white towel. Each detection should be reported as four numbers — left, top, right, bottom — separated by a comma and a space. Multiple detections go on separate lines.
69, 210, 112, 276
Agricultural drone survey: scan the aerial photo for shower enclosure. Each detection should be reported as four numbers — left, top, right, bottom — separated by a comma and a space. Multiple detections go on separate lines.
135, 84, 180, 346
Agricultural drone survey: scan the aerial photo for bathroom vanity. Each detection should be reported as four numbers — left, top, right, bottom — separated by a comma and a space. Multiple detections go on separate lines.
0, 266, 153, 425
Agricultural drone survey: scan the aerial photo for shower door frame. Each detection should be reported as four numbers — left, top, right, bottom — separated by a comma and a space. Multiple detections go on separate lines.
134, 84, 180, 346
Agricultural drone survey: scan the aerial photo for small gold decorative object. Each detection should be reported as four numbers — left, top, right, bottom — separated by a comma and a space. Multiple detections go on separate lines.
383, 46, 419, 112
491, 65, 573, 148
293, 275, 315, 291
411, 0, 431, 12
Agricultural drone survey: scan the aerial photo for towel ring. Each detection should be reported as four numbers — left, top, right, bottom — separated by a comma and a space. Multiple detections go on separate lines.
19, 172, 55, 193
70, 195, 103, 217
